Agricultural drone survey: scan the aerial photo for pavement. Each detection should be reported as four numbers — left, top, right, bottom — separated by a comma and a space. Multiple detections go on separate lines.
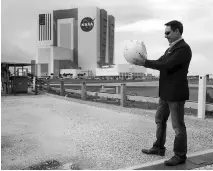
1, 92, 213, 170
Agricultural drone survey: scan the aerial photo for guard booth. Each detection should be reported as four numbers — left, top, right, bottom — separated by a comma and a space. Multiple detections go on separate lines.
10, 76, 29, 93
1, 62, 34, 94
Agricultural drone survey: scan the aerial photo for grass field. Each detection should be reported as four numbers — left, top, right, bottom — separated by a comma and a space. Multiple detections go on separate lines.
50, 85, 213, 103
45, 78, 213, 103
48, 78, 213, 85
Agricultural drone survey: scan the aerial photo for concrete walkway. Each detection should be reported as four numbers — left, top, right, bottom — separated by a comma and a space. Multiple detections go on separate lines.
1, 93, 213, 169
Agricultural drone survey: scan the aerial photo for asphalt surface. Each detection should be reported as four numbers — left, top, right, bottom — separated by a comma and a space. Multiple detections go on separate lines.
1, 93, 213, 169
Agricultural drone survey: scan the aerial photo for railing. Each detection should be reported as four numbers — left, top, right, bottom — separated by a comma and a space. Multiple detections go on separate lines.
34, 77, 213, 119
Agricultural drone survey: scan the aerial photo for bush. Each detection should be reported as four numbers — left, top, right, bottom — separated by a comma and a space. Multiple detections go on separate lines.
206, 92, 213, 103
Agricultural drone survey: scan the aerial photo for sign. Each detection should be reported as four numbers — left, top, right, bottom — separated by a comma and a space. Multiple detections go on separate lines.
80, 17, 95, 32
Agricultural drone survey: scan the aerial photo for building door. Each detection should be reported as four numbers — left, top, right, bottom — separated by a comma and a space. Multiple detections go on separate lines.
57, 18, 75, 50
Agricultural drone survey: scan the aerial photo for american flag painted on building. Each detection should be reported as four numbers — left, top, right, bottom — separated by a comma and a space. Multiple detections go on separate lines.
39, 13, 52, 41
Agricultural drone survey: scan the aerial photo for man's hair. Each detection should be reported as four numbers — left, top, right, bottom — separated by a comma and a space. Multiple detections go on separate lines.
165, 20, 183, 35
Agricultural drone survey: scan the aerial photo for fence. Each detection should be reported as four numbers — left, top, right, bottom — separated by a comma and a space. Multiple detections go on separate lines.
35, 76, 213, 119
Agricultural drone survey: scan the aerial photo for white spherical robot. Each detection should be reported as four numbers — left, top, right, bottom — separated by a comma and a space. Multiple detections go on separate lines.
123, 40, 147, 64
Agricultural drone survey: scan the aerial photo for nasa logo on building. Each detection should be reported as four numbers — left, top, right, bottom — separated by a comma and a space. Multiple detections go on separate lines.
80, 17, 95, 32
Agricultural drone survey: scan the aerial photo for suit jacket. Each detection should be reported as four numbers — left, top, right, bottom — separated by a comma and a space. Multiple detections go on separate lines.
144, 39, 192, 101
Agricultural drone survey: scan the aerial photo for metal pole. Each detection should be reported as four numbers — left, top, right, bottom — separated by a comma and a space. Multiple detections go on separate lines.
81, 81, 86, 100
60, 80, 65, 96
121, 84, 126, 107
198, 75, 207, 119
14, 65, 16, 95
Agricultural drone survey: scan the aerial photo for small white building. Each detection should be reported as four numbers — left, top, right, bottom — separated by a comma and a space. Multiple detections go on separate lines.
60, 64, 146, 79
95, 64, 146, 79
60, 69, 93, 78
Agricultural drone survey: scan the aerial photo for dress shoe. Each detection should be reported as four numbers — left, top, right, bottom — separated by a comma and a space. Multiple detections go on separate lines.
142, 147, 165, 156
164, 155, 186, 166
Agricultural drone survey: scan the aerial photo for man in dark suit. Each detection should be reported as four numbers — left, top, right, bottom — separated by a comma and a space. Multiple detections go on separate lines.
132, 20, 192, 166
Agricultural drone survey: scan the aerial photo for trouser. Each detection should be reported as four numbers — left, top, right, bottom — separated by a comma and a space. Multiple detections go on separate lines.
153, 98, 187, 158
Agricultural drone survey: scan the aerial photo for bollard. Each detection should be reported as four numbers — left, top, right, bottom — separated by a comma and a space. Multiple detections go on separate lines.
101, 84, 104, 89
100, 88, 107, 101
60, 80, 65, 96
35, 78, 38, 95
81, 81, 86, 100
33, 77, 38, 95
198, 75, 207, 119
33, 77, 36, 90
115, 86, 119, 94
35, 84, 38, 95
121, 84, 127, 107
115, 86, 120, 102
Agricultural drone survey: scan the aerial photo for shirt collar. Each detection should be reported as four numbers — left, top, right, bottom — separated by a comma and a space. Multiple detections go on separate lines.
169, 37, 183, 48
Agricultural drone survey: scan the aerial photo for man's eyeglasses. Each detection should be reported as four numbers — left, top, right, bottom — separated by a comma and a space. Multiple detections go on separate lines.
165, 31, 171, 36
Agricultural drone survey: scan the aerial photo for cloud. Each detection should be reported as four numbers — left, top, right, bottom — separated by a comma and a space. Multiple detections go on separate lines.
1, 41, 32, 63
1, 0, 213, 75
189, 39, 213, 61
115, 19, 166, 33
184, 17, 213, 42
189, 54, 213, 75
191, 53, 208, 64
19, 30, 33, 39
113, 0, 213, 75
93, 0, 154, 26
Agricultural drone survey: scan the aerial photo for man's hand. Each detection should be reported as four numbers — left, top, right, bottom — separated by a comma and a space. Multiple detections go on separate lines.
132, 53, 147, 66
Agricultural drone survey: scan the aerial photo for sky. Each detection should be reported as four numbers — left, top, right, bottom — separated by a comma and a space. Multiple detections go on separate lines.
1, 0, 213, 75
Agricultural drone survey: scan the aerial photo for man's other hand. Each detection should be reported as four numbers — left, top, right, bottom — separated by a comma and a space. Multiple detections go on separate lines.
132, 54, 146, 66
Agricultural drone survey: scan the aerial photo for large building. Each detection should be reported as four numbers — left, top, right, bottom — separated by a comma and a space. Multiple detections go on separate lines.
34, 6, 115, 77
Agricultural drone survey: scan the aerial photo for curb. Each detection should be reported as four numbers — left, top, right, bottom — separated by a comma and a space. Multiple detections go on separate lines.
121, 149, 213, 170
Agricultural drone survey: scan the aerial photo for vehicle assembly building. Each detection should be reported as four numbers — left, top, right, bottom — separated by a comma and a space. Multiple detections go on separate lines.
33, 6, 115, 77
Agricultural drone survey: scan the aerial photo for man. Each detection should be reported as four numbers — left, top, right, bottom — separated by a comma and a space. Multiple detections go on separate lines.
133, 20, 192, 166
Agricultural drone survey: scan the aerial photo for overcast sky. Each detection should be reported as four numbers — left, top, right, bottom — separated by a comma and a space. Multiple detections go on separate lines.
1, 0, 213, 75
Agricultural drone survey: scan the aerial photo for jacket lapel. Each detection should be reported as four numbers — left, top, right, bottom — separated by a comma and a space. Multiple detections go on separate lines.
161, 39, 185, 61
167, 39, 185, 55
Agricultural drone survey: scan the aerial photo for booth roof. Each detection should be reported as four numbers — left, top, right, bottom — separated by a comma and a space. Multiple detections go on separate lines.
1, 62, 34, 67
